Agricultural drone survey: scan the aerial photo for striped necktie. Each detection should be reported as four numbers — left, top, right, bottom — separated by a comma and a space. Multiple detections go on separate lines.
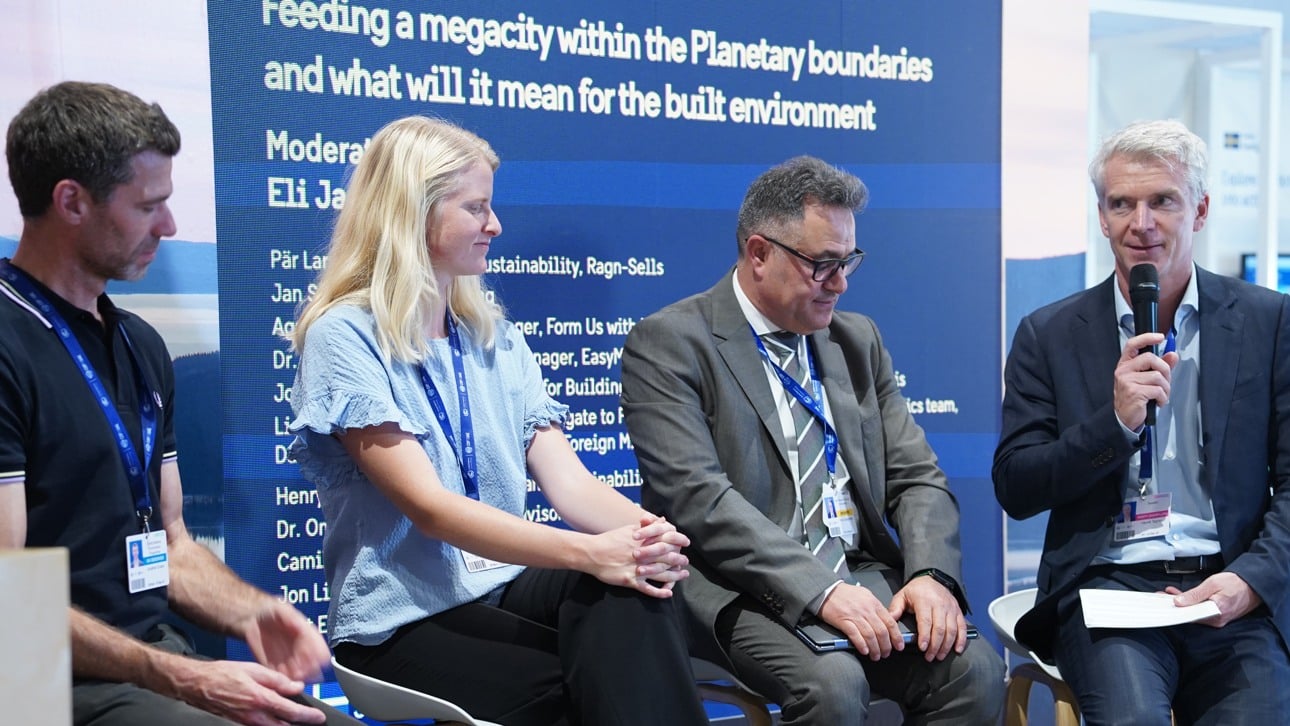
761, 331, 851, 580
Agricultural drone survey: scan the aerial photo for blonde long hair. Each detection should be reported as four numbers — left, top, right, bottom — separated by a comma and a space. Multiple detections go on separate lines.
292, 116, 503, 361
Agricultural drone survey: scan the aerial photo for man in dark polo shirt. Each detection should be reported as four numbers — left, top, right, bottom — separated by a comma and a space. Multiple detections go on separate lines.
0, 82, 358, 725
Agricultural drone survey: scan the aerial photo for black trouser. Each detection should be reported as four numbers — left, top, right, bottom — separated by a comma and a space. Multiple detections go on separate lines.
335, 567, 708, 726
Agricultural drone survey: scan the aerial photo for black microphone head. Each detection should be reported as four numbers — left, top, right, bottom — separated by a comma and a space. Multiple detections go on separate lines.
1129, 263, 1159, 306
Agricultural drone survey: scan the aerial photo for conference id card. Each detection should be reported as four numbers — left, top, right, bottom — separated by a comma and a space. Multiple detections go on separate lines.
823, 482, 858, 539
461, 549, 509, 573
125, 530, 169, 593
1113, 492, 1171, 542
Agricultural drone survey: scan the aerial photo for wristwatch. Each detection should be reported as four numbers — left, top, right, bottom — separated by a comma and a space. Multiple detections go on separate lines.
911, 568, 960, 596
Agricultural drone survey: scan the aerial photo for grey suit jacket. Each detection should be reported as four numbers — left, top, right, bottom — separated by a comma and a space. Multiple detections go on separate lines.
621, 272, 963, 656
994, 268, 1290, 662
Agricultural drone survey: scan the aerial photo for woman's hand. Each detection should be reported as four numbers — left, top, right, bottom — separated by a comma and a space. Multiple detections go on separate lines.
583, 515, 690, 598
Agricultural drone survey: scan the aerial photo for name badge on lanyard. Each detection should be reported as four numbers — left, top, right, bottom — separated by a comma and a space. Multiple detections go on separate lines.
823, 482, 859, 538
126, 530, 169, 593
0, 260, 166, 589
1118, 328, 1176, 544
420, 312, 508, 573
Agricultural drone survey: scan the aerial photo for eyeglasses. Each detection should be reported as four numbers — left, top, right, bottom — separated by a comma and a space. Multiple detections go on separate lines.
757, 234, 866, 282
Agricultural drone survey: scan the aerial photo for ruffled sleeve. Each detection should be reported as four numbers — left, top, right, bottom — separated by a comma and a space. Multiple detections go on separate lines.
288, 308, 431, 488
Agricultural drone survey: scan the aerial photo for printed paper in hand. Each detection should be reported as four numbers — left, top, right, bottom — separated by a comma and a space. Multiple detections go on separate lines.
1080, 589, 1221, 629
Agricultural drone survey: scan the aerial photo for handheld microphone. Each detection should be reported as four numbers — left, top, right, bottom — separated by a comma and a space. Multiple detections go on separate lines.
1129, 263, 1159, 425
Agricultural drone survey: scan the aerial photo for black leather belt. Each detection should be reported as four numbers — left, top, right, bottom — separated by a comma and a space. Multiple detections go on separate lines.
1123, 555, 1224, 575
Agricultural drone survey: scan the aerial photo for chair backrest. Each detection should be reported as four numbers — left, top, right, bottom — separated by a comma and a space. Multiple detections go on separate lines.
987, 588, 1063, 681
987, 588, 1036, 656
330, 657, 502, 725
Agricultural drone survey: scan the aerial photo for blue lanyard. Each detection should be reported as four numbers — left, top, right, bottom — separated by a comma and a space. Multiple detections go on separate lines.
0, 259, 158, 530
751, 327, 838, 478
419, 313, 479, 500
1138, 328, 1177, 487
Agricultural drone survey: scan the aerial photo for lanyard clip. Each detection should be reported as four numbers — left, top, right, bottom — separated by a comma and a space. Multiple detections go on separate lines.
137, 507, 153, 533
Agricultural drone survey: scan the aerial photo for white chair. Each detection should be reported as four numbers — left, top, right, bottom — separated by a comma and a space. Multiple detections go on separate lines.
987, 588, 1080, 726
330, 657, 503, 726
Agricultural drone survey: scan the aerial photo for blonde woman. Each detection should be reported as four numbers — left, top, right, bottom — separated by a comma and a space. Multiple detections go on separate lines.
288, 116, 707, 725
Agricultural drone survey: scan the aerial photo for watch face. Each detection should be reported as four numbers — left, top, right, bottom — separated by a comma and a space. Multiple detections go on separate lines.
922, 569, 956, 592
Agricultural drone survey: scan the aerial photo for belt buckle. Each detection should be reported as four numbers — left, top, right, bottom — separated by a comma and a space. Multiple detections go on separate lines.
1163, 556, 1211, 575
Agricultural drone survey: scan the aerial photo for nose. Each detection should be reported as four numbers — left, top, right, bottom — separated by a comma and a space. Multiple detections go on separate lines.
156, 204, 177, 238
1129, 202, 1154, 233
484, 208, 502, 237
823, 267, 848, 294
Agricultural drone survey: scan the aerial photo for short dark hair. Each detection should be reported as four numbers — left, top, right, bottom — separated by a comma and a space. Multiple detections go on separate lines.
6, 81, 181, 217
736, 155, 868, 256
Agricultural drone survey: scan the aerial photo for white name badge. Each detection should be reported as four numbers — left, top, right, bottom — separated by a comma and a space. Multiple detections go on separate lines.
822, 481, 859, 539
1113, 492, 1172, 543
461, 549, 509, 573
125, 530, 169, 593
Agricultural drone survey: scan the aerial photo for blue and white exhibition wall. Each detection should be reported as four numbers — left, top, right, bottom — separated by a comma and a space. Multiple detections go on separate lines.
1, 0, 1092, 711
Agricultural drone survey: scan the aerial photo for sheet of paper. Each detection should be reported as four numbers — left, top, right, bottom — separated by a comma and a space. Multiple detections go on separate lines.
1080, 589, 1221, 629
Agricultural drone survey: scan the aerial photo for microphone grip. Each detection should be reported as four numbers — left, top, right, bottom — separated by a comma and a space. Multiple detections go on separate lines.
1130, 263, 1159, 428
1140, 340, 1161, 425
1133, 309, 1158, 427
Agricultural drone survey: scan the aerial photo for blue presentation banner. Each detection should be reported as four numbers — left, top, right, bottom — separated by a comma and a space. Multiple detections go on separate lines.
207, 0, 1001, 664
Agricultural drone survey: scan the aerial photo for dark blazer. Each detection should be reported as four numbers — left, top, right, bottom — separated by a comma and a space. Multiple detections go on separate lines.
994, 267, 1290, 662
621, 272, 963, 657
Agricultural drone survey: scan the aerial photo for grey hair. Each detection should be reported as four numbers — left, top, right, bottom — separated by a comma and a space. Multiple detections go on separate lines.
1089, 120, 1208, 204
736, 155, 868, 255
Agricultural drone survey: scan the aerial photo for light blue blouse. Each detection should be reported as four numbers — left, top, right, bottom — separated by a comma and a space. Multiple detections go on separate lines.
289, 305, 568, 646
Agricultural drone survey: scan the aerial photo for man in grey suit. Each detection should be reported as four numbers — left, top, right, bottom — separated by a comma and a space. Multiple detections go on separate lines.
621, 156, 1004, 724
994, 120, 1290, 723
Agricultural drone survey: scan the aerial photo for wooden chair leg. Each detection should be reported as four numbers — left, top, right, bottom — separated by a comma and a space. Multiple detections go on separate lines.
697, 681, 773, 726
1051, 677, 1081, 726
1003, 674, 1034, 726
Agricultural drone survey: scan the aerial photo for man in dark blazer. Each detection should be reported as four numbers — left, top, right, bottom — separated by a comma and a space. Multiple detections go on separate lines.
622, 156, 1003, 724
995, 120, 1290, 724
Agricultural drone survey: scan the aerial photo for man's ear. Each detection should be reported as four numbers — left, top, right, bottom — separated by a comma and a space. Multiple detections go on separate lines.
1192, 193, 1210, 233
49, 179, 94, 225
745, 234, 773, 270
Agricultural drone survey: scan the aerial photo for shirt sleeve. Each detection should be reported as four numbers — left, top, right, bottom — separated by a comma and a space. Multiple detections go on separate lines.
0, 344, 27, 484
290, 309, 429, 439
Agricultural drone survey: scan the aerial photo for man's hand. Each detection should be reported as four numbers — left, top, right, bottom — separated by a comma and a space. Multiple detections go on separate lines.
240, 599, 331, 683
1167, 571, 1263, 627
1114, 332, 1180, 431
159, 655, 326, 726
889, 575, 967, 662
819, 583, 904, 660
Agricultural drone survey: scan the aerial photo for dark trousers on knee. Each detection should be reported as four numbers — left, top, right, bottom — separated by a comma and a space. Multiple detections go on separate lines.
336, 567, 708, 726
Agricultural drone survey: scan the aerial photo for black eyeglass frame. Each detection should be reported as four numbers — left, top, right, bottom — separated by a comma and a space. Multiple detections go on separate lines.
755, 234, 866, 282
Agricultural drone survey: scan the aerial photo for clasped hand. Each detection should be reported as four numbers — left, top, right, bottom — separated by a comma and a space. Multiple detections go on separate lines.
588, 514, 690, 598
